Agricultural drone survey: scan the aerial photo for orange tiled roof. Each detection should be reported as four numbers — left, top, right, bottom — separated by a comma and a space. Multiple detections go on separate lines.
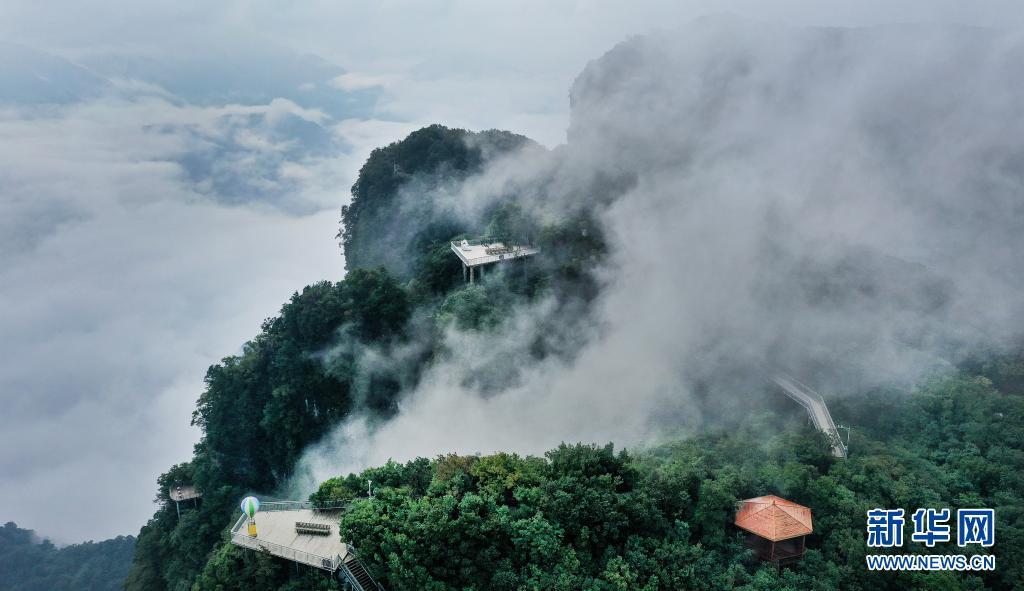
734, 495, 813, 541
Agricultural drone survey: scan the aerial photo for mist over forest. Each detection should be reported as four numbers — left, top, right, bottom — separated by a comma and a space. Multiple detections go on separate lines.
2, 13, 1023, 591
292, 16, 1024, 488
112, 18, 1024, 591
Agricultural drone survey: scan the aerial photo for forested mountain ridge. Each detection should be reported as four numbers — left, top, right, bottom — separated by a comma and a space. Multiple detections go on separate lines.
0, 522, 135, 591
123, 122, 1024, 591
124, 124, 607, 591
125, 19, 1024, 591
125, 269, 415, 591
340, 124, 540, 279
190, 368, 1024, 590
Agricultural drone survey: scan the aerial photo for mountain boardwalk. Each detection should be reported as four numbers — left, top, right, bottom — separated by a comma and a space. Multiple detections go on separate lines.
772, 375, 847, 458
229, 501, 384, 590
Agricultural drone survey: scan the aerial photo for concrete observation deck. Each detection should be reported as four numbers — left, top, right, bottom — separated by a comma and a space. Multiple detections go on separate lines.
230, 501, 384, 589
451, 239, 538, 283
230, 502, 349, 571
169, 485, 201, 502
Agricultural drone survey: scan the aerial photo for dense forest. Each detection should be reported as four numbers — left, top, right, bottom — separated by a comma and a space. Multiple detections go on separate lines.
187, 367, 1023, 591
118, 122, 1024, 591
0, 522, 135, 591
123, 22, 1024, 591
125, 124, 607, 591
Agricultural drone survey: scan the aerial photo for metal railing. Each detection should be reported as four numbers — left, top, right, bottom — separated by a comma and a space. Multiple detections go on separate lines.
339, 550, 386, 591
230, 514, 343, 571
257, 500, 348, 512
771, 374, 847, 458
451, 237, 535, 249
452, 237, 509, 247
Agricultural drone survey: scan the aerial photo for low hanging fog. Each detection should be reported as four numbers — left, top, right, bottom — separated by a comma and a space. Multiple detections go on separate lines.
3, 3, 1023, 543
291, 17, 1024, 492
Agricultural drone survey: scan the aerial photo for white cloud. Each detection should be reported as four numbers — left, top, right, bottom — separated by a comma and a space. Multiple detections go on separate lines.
329, 72, 396, 91
2, 0, 1024, 544
0, 90, 363, 541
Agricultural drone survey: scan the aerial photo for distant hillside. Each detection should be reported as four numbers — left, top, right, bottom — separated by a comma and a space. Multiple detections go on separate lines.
0, 522, 135, 591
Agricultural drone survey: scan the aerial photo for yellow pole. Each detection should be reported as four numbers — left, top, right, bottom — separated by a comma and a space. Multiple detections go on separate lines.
247, 518, 257, 537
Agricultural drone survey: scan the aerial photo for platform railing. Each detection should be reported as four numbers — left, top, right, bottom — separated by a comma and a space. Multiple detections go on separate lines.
229, 514, 343, 571
232, 531, 342, 571
771, 374, 847, 458
253, 500, 348, 512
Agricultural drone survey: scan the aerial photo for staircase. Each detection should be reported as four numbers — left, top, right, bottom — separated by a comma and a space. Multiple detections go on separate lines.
339, 553, 383, 591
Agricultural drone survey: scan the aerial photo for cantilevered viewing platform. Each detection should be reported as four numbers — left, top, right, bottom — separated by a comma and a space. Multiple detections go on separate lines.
229, 501, 383, 590
231, 505, 348, 570
169, 484, 201, 518
169, 484, 200, 502
450, 238, 539, 282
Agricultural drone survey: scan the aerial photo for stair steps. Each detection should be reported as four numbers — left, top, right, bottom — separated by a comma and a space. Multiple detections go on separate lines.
340, 555, 382, 591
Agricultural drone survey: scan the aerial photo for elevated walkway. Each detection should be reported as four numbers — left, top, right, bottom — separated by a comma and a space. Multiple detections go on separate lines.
229, 501, 384, 590
771, 375, 847, 458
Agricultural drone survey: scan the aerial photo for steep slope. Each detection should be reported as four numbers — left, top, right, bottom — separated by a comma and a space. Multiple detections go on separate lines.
123, 122, 599, 591
126, 18, 1024, 591
340, 124, 539, 278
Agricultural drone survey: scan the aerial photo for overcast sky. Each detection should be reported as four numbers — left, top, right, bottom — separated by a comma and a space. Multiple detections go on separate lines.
0, 1, 1021, 544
